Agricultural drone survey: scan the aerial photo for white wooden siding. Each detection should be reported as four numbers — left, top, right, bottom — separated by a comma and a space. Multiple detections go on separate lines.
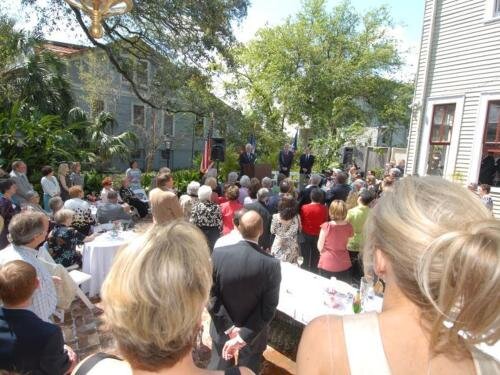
408, 0, 500, 217
406, 0, 436, 175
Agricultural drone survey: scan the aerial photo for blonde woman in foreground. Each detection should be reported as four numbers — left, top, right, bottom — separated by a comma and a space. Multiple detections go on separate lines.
73, 221, 253, 375
297, 176, 499, 374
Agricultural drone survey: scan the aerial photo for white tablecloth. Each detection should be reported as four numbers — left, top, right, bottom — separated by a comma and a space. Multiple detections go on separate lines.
82, 231, 138, 297
278, 262, 382, 325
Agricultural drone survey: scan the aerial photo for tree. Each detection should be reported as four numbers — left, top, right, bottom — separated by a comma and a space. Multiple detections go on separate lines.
230, 0, 407, 142
21, 0, 249, 113
68, 108, 136, 169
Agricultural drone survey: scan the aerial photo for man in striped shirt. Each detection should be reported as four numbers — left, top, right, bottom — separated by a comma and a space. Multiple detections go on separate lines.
0, 212, 57, 322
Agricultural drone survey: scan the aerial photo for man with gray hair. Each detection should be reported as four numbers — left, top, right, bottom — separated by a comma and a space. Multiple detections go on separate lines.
298, 174, 324, 207
238, 143, 255, 177
9, 160, 35, 205
96, 190, 133, 225
244, 188, 272, 250
0, 212, 57, 321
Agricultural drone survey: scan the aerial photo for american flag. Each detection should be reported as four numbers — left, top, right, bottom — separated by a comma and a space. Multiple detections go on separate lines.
200, 113, 214, 173
200, 137, 212, 173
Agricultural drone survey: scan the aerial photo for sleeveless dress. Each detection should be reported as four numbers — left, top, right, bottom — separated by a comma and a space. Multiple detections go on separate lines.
340, 312, 499, 375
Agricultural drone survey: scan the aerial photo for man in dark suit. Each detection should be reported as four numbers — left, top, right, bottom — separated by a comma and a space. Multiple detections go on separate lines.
239, 143, 256, 177
326, 171, 351, 205
299, 146, 315, 189
0, 260, 77, 374
244, 188, 272, 251
208, 211, 281, 374
298, 174, 323, 208
278, 143, 294, 177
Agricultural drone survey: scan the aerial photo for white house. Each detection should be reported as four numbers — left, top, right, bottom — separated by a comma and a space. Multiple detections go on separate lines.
407, 0, 500, 217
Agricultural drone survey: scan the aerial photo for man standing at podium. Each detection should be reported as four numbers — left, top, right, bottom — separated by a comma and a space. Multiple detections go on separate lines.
278, 143, 294, 177
239, 143, 256, 177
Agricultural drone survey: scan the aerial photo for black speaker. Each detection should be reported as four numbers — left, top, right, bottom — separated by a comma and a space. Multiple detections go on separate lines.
341, 147, 354, 166
211, 138, 225, 162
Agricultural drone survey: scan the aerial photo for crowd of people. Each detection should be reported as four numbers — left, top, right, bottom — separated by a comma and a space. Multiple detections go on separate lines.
0, 153, 499, 374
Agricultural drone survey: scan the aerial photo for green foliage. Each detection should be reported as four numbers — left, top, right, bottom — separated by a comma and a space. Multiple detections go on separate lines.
218, 145, 240, 181
0, 101, 86, 174
230, 0, 411, 152
172, 169, 201, 194
141, 172, 155, 191
84, 170, 106, 195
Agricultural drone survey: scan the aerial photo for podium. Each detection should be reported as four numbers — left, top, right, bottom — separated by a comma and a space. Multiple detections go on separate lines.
243, 164, 272, 180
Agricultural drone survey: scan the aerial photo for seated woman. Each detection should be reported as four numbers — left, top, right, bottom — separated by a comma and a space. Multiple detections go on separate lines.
100, 177, 120, 203
190, 185, 222, 252
73, 221, 253, 375
24, 191, 48, 216
47, 209, 97, 267
63, 186, 95, 236
297, 176, 500, 375
119, 177, 149, 218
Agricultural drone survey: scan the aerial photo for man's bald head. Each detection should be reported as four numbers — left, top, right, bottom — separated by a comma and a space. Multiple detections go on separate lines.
238, 211, 263, 241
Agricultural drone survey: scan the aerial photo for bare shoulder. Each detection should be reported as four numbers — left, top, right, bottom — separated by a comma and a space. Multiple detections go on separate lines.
297, 315, 347, 375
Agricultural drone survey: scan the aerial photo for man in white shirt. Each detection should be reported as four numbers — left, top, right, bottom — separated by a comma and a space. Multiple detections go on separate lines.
213, 208, 247, 249
0, 212, 57, 322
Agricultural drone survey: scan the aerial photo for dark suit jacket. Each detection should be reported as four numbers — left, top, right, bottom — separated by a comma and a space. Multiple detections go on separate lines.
326, 184, 351, 205
278, 150, 294, 174
299, 154, 315, 175
209, 240, 281, 352
244, 201, 272, 250
298, 185, 324, 207
96, 202, 132, 224
0, 308, 70, 375
239, 152, 256, 172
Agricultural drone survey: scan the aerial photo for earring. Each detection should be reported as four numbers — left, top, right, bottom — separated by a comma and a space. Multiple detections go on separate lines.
374, 276, 385, 296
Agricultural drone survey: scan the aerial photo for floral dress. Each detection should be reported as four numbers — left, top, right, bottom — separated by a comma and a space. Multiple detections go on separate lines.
190, 200, 222, 252
47, 224, 85, 267
270, 214, 300, 263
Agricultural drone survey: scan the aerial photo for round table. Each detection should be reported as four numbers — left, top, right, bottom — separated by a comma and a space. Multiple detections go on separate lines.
81, 230, 138, 297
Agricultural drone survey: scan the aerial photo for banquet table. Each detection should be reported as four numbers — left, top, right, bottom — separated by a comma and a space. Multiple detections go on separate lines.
81, 230, 138, 297
278, 262, 382, 325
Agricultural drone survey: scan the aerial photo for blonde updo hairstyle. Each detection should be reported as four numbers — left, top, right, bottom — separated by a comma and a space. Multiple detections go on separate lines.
363, 176, 500, 356
101, 221, 212, 371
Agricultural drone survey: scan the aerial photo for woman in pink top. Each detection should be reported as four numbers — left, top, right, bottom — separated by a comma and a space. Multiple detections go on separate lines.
219, 185, 243, 235
317, 200, 354, 284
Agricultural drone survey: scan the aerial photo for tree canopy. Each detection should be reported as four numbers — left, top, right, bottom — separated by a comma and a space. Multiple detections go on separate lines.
230, 0, 410, 136
21, 0, 249, 115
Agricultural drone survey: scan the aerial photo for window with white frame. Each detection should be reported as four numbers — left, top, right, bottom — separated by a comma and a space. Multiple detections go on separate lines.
496, 0, 500, 16
478, 101, 500, 186
133, 104, 145, 127
163, 112, 174, 136
426, 103, 456, 176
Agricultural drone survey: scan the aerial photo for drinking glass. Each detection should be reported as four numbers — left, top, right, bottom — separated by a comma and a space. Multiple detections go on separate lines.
360, 276, 374, 310
297, 256, 304, 268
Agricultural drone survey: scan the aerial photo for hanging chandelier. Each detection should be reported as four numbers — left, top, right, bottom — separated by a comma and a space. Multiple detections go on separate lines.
64, 0, 134, 39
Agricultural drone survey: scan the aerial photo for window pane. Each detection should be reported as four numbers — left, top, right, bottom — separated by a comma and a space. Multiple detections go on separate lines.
164, 113, 174, 136
133, 105, 145, 126
430, 104, 455, 143
485, 101, 500, 143
136, 60, 149, 86
496, 0, 500, 15
426, 144, 448, 176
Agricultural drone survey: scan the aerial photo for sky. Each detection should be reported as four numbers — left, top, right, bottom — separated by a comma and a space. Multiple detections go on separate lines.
5, 0, 425, 80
